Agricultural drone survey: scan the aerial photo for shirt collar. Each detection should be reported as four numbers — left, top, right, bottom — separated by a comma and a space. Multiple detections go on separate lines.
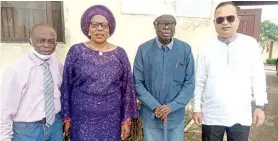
155, 37, 174, 50
29, 52, 53, 66
217, 33, 238, 45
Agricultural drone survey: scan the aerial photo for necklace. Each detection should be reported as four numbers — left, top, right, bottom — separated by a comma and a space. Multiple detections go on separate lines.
90, 41, 107, 56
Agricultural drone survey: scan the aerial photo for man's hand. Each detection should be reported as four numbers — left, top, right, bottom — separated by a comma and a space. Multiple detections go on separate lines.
121, 124, 131, 140
154, 104, 162, 115
253, 108, 265, 126
192, 112, 202, 125
64, 121, 71, 136
155, 105, 171, 119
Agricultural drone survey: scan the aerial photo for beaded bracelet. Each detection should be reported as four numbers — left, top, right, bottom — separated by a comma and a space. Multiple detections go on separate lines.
63, 118, 72, 124
121, 121, 132, 126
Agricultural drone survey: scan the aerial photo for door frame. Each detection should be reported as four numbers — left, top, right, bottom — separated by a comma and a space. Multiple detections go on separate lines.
238, 9, 262, 41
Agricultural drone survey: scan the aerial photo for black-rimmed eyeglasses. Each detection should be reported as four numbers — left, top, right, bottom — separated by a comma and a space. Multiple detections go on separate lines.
154, 21, 176, 28
90, 22, 109, 29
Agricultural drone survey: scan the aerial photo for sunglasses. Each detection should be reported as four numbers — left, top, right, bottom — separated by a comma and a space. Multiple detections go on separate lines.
215, 15, 236, 24
90, 22, 109, 29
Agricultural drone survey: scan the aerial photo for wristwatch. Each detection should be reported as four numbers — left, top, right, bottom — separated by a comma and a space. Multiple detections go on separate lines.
256, 105, 265, 111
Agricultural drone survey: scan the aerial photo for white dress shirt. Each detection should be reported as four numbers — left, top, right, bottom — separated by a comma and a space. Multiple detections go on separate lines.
0, 52, 63, 141
193, 33, 268, 127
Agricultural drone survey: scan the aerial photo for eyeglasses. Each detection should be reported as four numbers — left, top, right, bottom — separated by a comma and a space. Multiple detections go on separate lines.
215, 15, 236, 24
154, 21, 176, 28
90, 22, 109, 29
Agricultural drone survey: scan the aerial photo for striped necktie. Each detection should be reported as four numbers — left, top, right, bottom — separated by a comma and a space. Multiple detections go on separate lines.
43, 62, 55, 127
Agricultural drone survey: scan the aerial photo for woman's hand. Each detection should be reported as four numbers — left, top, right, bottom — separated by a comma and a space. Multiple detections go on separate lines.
64, 121, 71, 136
121, 122, 131, 140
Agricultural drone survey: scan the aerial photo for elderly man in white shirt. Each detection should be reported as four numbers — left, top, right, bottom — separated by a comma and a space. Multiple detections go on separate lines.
0, 24, 63, 141
193, 2, 267, 141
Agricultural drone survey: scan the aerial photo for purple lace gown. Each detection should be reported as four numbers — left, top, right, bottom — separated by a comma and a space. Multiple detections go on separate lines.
61, 43, 138, 141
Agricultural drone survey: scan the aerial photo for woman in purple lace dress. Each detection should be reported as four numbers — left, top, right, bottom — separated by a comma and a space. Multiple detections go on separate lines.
61, 5, 138, 141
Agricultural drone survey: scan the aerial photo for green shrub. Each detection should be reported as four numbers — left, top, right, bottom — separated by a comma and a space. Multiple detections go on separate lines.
266, 58, 277, 65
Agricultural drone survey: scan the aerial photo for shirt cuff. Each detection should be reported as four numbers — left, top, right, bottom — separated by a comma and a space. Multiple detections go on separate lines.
255, 92, 268, 106
149, 101, 161, 111
168, 102, 181, 112
255, 100, 266, 106
193, 100, 202, 112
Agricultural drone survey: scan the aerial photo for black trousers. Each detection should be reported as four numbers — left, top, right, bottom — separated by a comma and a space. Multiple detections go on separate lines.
202, 124, 250, 141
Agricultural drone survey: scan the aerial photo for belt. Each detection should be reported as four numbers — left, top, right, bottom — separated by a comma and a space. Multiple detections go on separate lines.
34, 118, 46, 124
34, 112, 60, 124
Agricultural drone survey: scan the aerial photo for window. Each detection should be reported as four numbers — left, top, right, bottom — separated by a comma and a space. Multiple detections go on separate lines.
1, 1, 64, 43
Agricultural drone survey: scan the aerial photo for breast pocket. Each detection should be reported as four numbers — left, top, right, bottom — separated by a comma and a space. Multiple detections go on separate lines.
173, 62, 186, 83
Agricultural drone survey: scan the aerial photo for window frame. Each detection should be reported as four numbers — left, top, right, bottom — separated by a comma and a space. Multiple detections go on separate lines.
1, 1, 65, 43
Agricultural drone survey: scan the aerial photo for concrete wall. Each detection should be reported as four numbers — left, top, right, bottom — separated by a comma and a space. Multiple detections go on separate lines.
0, 0, 221, 84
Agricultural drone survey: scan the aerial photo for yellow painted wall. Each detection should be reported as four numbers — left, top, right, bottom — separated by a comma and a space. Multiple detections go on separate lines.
272, 41, 278, 59
1, 0, 222, 84
261, 41, 278, 61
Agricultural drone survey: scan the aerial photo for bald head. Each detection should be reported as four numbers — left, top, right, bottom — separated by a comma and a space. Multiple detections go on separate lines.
30, 24, 57, 55
31, 24, 57, 39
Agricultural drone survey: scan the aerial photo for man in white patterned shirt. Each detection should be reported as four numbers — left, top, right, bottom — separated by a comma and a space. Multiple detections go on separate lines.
192, 2, 267, 141
0, 24, 63, 141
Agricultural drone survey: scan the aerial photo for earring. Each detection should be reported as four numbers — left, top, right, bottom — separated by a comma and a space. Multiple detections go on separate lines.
88, 32, 91, 36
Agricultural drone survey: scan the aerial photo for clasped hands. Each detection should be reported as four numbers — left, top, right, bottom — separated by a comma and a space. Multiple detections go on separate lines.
154, 104, 172, 125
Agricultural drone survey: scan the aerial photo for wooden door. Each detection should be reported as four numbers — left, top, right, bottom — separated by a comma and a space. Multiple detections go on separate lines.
237, 9, 262, 41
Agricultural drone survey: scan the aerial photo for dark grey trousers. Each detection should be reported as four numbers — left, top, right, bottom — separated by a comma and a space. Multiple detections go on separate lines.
202, 124, 250, 141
